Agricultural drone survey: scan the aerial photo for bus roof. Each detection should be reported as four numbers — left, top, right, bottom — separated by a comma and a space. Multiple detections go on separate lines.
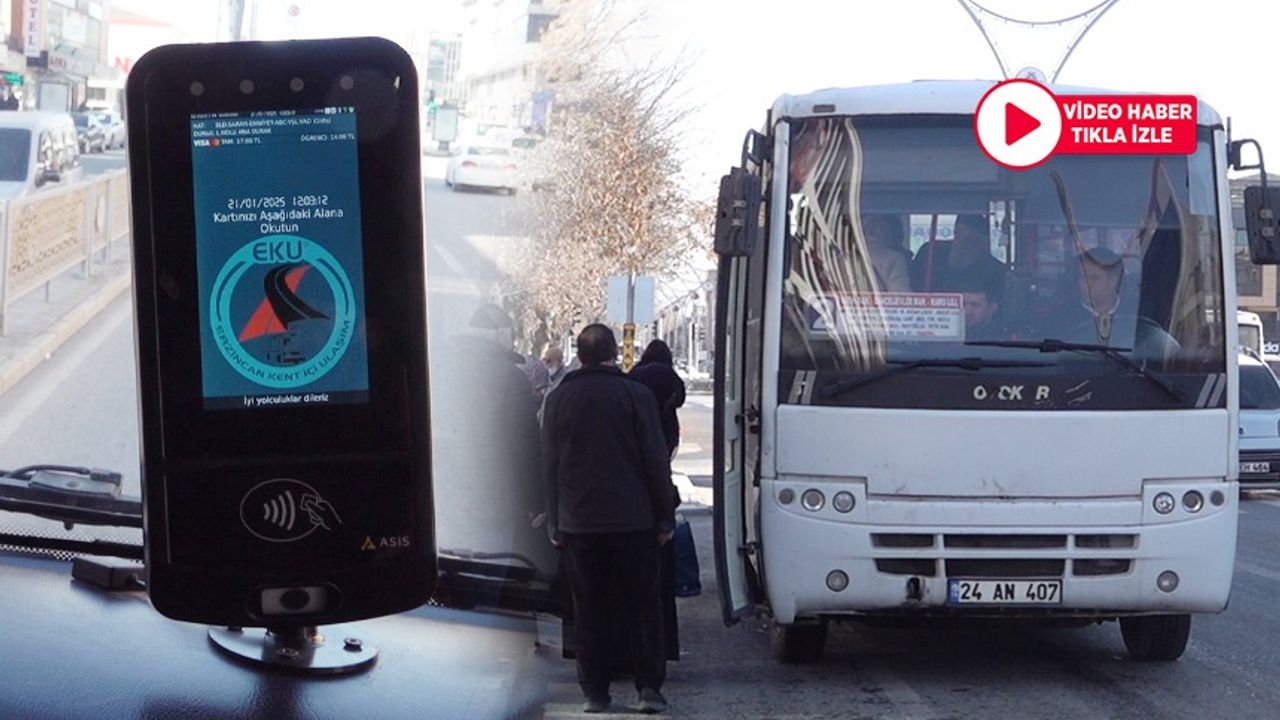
771, 80, 1224, 127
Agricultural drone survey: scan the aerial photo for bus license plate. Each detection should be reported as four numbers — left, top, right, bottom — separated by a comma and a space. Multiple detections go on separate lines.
1240, 461, 1271, 475
948, 579, 1061, 605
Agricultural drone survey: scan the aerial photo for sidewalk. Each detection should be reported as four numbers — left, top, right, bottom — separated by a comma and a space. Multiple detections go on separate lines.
536, 512, 722, 718
671, 392, 714, 512
0, 244, 132, 398
673, 454, 713, 513
673, 471, 712, 514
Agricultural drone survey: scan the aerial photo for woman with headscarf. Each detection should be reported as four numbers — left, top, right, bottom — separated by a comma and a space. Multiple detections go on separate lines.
628, 340, 686, 457
627, 339, 686, 663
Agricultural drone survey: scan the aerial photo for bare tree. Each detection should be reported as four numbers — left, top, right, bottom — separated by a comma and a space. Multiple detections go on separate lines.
504, 0, 711, 355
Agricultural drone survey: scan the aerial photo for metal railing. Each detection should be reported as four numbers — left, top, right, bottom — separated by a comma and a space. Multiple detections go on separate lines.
0, 169, 130, 335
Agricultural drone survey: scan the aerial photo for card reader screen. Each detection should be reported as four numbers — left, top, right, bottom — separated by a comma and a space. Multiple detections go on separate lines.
191, 108, 368, 409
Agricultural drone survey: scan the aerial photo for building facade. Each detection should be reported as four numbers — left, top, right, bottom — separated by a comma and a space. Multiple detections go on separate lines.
14, 0, 115, 112
655, 270, 716, 378
459, 0, 556, 128
425, 32, 462, 105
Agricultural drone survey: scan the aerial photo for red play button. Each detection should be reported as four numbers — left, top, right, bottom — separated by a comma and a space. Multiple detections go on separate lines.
1004, 102, 1041, 145
975, 79, 1062, 169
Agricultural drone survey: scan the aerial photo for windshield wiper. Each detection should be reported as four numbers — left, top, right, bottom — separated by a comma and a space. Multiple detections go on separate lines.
818, 357, 1056, 399
965, 339, 1185, 401
0, 465, 142, 529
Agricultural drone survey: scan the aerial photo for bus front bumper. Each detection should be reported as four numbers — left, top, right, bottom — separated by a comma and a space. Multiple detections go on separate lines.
759, 481, 1238, 623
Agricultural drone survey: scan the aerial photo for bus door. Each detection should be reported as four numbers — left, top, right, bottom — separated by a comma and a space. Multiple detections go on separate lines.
713, 130, 768, 625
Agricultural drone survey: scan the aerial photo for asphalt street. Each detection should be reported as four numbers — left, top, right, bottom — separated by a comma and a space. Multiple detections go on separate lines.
82, 147, 127, 176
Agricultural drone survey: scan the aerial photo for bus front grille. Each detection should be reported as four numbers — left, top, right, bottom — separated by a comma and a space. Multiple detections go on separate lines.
1074, 534, 1137, 549
945, 559, 1065, 578
944, 534, 1067, 549
1072, 559, 1132, 576
871, 533, 934, 548
875, 559, 938, 576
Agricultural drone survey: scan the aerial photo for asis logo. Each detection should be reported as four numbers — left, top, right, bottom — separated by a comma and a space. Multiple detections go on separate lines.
210, 234, 357, 388
361, 535, 412, 551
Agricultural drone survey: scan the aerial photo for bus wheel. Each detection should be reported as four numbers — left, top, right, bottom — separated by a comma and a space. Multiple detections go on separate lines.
770, 619, 827, 664
1120, 614, 1191, 661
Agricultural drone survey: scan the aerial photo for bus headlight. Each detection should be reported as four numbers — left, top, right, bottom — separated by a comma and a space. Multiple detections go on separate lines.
1153, 492, 1176, 514
778, 488, 795, 505
1182, 490, 1204, 513
826, 570, 849, 592
1157, 571, 1179, 593
832, 491, 856, 513
801, 489, 825, 511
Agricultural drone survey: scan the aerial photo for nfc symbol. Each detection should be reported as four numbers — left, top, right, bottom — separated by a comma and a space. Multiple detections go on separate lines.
262, 490, 298, 531
240, 479, 341, 543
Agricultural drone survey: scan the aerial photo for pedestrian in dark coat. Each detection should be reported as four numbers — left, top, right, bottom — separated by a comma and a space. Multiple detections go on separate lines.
628, 340, 686, 456
628, 339, 686, 662
542, 324, 676, 715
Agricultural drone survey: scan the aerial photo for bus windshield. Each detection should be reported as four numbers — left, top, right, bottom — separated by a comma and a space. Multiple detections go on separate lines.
780, 116, 1226, 410
1240, 321, 1262, 356
1240, 364, 1280, 410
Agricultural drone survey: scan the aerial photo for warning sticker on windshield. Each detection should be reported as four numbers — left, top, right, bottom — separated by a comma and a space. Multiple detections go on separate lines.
811, 292, 965, 342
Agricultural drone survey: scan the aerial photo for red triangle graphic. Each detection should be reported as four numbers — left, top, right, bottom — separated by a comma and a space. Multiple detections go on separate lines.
1004, 102, 1041, 146
238, 266, 310, 342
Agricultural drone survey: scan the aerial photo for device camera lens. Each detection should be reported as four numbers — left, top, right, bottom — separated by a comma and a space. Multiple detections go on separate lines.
280, 588, 311, 611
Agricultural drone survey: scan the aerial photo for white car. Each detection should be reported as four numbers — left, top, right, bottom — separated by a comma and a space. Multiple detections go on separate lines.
444, 146, 518, 194
1239, 351, 1280, 488
0, 111, 84, 199
95, 111, 126, 149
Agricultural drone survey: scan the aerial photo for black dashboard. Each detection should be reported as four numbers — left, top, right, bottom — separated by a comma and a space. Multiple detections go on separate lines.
0, 550, 549, 720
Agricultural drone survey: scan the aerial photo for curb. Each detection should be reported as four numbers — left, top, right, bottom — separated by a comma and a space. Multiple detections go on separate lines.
0, 270, 132, 398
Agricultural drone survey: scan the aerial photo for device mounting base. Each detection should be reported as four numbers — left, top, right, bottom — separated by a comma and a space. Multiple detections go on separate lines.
208, 624, 377, 675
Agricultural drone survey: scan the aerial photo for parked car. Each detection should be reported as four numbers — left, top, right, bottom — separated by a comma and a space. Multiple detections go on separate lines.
444, 145, 518, 194
95, 111, 125, 149
1239, 351, 1280, 489
71, 112, 105, 153
0, 111, 83, 199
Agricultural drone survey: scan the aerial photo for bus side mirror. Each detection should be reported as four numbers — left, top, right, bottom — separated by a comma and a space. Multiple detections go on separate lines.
1231, 139, 1280, 264
1244, 185, 1280, 264
713, 166, 760, 257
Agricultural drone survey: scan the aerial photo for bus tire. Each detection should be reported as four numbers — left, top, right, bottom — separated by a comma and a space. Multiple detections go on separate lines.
1119, 614, 1191, 661
770, 619, 827, 664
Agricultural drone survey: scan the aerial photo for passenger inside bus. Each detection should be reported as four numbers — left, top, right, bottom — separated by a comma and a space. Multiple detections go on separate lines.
1039, 244, 1181, 360
1042, 245, 1128, 343
861, 214, 910, 292
958, 273, 1010, 342
910, 213, 1006, 294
